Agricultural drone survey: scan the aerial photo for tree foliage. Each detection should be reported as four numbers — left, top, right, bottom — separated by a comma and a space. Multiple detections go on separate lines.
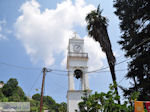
0, 78, 67, 112
32, 93, 41, 101
78, 83, 139, 112
2, 78, 18, 97
30, 94, 67, 112
114, 0, 150, 100
1, 78, 27, 102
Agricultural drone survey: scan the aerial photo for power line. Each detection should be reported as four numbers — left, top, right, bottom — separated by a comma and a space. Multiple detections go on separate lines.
49, 73, 67, 89
129, 37, 150, 52
89, 69, 127, 74
48, 71, 68, 76
0, 61, 41, 70
0, 58, 130, 75
27, 71, 42, 97
47, 69, 127, 77
118, 77, 126, 84
0, 37, 149, 73
87, 58, 131, 73
50, 69, 68, 72
87, 37, 150, 73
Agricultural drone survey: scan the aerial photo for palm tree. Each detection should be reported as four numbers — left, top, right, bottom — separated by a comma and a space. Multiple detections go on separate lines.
86, 5, 120, 104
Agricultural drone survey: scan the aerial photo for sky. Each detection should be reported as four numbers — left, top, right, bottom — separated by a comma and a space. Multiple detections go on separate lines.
0, 0, 131, 103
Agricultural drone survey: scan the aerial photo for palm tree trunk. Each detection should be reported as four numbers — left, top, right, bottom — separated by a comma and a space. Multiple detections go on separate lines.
106, 52, 121, 104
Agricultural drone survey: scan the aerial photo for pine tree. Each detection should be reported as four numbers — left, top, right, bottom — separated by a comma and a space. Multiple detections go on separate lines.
114, 0, 150, 100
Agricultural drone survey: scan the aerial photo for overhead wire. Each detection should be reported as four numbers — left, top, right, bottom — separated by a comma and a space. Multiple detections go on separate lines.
118, 77, 126, 84
27, 70, 42, 97
89, 69, 127, 74
50, 69, 68, 72
129, 37, 150, 52
0, 61, 41, 70
0, 37, 149, 74
87, 37, 150, 73
0, 59, 129, 74
50, 76, 67, 89
46, 72, 67, 93
49, 71, 68, 76
87, 58, 131, 73
0, 35, 148, 99
47, 69, 128, 77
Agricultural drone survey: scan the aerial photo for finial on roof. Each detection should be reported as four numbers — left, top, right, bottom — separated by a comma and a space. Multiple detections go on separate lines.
73, 32, 77, 38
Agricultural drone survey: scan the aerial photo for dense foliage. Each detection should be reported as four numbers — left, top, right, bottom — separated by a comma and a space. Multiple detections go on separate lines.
78, 83, 139, 112
31, 93, 67, 112
0, 78, 27, 102
114, 0, 150, 100
0, 78, 67, 112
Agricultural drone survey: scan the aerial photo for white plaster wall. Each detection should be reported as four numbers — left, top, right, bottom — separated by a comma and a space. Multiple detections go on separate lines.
67, 91, 85, 112
69, 59, 88, 67
69, 39, 84, 53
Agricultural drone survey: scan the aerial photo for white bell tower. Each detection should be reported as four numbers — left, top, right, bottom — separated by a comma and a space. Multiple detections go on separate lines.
67, 34, 91, 112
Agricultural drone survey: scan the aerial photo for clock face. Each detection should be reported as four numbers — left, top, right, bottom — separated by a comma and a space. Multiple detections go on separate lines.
73, 45, 81, 52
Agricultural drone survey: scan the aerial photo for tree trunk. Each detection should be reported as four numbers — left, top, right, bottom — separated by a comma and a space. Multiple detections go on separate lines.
106, 52, 121, 104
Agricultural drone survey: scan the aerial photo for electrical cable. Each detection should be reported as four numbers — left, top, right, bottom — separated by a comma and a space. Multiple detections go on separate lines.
86, 37, 150, 73
48, 71, 68, 76
27, 71, 42, 97
118, 77, 126, 84
0, 37, 149, 73
129, 37, 150, 52
87, 58, 131, 73
47, 72, 67, 90
0, 61, 41, 70
47, 69, 127, 77
50, 69, 68, 72
88, 69, 127, 74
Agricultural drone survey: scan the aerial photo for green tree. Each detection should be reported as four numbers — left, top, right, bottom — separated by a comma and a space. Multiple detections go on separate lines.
86, 5, 120, 104
114, 0, 150, 100
0, 88, 8, 102
2, 78, 27, 102
32, 93, 41, 101
78, 83, 139, 112
43, 96, 56, 106
1, 78, 67, 112
0, 81, 4, 84
31, 93, 66, 112
8, 87, 27, 102
58, 102, 67, 112
30, 99, 40, 112
8, 93, 20, 102
2, 78, 18, 97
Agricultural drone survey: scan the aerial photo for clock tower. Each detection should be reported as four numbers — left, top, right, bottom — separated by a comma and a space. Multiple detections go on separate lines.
67, 34, 91, 112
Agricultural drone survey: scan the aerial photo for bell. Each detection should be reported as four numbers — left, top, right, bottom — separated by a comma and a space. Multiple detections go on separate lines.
74, 69, 82, 79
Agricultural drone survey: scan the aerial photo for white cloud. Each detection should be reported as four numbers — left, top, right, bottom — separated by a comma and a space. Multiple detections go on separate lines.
14, 0, 105, 69
0, 19, 6, 25
0, 19, 7, 40
0, 19, 11, 40
84, 36, 105, 71
0, 26, 2, 32
0, 34, 6, 40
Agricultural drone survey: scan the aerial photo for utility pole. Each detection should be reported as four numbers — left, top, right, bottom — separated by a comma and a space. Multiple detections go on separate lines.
40, 67, 51, 112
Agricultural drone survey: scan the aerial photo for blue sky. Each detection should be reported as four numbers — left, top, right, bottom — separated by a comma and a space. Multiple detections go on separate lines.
0, 0, 131, 103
